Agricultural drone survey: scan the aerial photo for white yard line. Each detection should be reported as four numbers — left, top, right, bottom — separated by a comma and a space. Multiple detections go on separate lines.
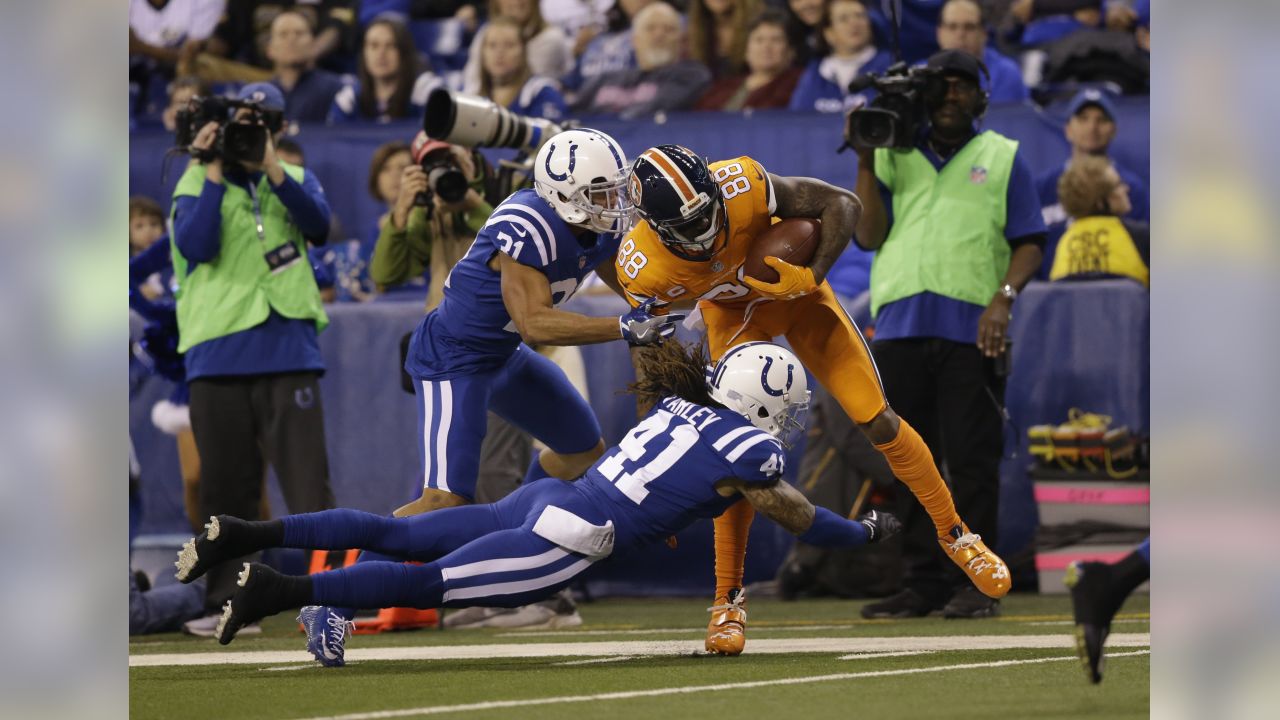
291, 650, 1151, 720
129, 633, 1150, 667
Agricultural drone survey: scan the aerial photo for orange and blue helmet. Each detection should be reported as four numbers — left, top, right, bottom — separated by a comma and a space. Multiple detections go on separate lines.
629, 145, 726, 260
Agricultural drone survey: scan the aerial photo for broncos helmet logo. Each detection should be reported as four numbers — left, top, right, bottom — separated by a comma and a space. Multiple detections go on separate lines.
629, 172, 643, 207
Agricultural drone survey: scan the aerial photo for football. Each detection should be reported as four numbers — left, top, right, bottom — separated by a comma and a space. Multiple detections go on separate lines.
743, 218, 822, 284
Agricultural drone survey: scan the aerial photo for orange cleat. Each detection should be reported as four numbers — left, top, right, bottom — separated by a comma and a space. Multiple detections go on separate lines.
351, 607, 440, 635
939, 524, 1011, 599
705, 588, 748, 655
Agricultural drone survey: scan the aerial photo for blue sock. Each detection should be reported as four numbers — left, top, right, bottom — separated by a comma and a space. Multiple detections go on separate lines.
282, 509, 396, 550
523, 454, 550, 485
283, 510, 408, 621
311, 561, 444, 610
797, 506, 870, 547
1135, 537, 1150, 565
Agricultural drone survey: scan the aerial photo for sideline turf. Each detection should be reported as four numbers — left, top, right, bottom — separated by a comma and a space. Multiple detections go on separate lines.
129, 595, 1150, 719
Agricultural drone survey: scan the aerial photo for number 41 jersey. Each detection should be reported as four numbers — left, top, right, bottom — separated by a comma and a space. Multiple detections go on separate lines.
574, 394, 787, 550
616, 156, 777, 310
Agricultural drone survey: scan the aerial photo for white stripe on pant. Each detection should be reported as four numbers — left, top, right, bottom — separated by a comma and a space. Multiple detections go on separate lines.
442, 557, 596, 603
439, 544, 597, 604
420, 379, 454, 492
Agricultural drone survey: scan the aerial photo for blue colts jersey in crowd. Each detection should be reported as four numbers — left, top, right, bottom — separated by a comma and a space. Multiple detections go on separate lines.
575, 395, 787, 550
406, 188, 622, 378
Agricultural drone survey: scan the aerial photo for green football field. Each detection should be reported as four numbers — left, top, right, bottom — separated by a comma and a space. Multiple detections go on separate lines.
129, 594, 1149, 719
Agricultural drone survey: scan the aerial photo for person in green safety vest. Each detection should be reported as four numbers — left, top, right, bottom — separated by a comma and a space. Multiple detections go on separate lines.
852, 49, 1047, 620
168, 82, 337, 638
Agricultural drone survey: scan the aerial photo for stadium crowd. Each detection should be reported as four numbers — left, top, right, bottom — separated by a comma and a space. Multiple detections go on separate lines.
129, 0, 1150, 645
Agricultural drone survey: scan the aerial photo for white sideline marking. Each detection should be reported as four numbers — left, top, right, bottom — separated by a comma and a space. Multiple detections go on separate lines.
128, 633, 1150, 667
1024, 618, 1147, 627
495, 624, 856, 638
292, 650, 1151, 720
552, 656, 640, 666
838, 651, 935, 660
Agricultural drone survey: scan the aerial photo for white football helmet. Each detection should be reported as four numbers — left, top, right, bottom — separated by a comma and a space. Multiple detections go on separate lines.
534, 128, 635, 234
707, 342, 811, 447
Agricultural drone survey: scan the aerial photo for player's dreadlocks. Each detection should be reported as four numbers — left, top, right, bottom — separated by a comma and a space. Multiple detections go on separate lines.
627, 340, 721, 411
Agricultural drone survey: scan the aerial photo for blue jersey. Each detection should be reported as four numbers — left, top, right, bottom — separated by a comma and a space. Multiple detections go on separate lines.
574, 396, 787, 550
406, 188, 622, 378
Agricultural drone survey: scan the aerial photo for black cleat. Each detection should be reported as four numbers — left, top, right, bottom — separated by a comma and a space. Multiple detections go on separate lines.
174, 515, 261, 584
941, 586, 1001, 619
1065, 560, 1113, 683
216, 562, 295, 645
860, 588, 941, 619
856, 510, 902, 544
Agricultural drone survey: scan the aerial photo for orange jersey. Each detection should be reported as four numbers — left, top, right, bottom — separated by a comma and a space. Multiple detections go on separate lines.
617, 156, 777, 309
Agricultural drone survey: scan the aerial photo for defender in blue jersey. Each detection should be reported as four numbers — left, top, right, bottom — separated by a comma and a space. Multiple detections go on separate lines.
296, 129, 682, 648
398, 128, 684, 517
176, 341, 902, 655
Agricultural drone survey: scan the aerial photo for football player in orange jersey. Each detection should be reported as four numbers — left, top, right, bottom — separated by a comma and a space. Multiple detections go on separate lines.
620, 145, 1010, 655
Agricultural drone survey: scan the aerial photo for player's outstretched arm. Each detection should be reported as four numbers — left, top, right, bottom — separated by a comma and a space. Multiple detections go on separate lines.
732, 478, 900, 547
498, 255, 682, 347
768, 174, 863, 283
735, 478, 815, 534
499, 254, 626, 346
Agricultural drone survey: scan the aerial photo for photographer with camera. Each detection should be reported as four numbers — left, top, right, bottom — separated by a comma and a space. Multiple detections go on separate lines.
370, 132, 495, 311
169, 82, 337, 636
849, 50, 1045, 620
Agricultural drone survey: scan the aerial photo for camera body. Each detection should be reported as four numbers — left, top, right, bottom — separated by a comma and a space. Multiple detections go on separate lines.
843, 63, 946, 151
410, 131, 470, 208
174, 95, 284, 165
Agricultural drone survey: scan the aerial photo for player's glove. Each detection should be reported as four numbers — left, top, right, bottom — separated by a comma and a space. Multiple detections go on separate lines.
742, 256, 818, 300
856, 509, 902, 544
619, 297, 685, 346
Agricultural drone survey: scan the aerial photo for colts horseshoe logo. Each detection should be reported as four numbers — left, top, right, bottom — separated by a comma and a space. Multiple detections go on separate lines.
545, 142, 578, 182
760, 357, 794, 397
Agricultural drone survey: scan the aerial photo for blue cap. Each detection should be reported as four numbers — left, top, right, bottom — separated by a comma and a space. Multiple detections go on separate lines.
1067, 88, 1118, 122
236, 82, 285, 112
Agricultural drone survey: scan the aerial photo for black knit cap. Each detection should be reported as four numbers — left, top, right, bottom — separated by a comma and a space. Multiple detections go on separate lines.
926, 49, 990, 84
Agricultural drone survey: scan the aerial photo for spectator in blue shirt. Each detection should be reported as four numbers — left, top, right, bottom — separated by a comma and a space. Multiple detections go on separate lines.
935, 0, 1029, 105
1035, 88, 1149, 228
267, 10, 345, 123
1004, 0, 1102, 48
570, 2, 712, 119
169, 82, 336, 635
561, 0, 655, 91
466, 17, 568, 121
789, 0, 893, 114
330, 16, 444, 124
1105, 0, 1150, 52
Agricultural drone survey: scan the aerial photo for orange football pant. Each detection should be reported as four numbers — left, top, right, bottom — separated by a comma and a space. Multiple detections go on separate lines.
701, 283, 960, 598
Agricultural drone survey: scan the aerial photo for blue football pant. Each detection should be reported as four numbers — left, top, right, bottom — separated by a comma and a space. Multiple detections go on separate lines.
414, 344, 601, 501
283, 479, 602, 610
